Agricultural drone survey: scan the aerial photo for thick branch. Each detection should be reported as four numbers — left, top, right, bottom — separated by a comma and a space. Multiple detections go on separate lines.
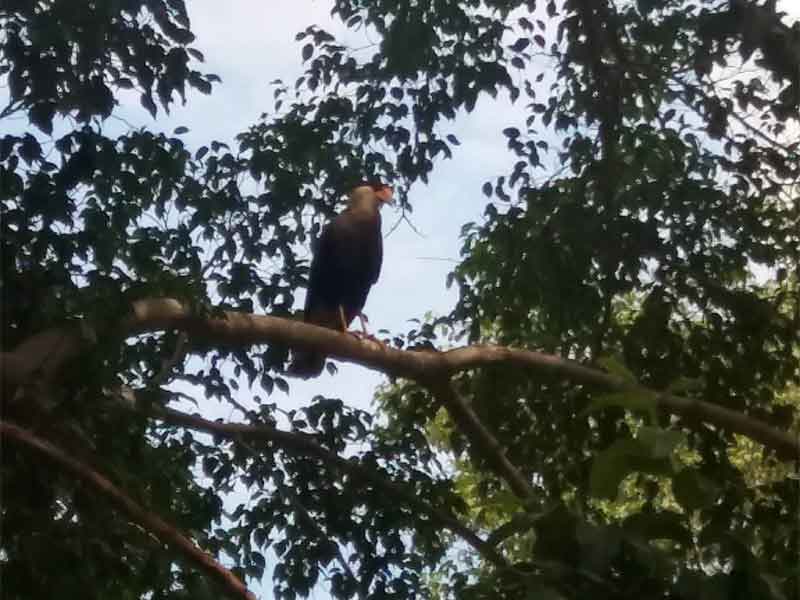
2, 297, 797, 459
153, 406, 508, 569
0, 420, 256, 600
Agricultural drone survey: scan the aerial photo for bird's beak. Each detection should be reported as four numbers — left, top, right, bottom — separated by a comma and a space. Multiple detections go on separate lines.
375, 186, 394, 205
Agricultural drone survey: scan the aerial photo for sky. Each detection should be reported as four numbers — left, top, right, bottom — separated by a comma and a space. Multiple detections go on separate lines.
130, 4, 528, 597
133, 3, 799, 596
159, 0, 799, 419
137, 1, 530, 420
4, 1, 799, 597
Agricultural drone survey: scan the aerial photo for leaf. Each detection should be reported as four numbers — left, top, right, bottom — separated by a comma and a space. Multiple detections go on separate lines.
583, 390, 657, 417
666, 376, 705, 394
446, 133, 460, 146
29, 102, 55, 134
510, 38, 530, 52
140, 92, 157, 117
623, 511, 693, 546
187, 47, 205, 62
637, 426, 686, 459
672, 468, 720, 511
596, 355, 638, 382
575, 521, 622, 573
302, 43, 313, 61
174, 126, 189, 135
760, 573, 789, 600
261, 374, 274, 395
590, 438, 673, 500
503, 127, 520, 139
19, 134, 42, 165
275, 377, 289, 394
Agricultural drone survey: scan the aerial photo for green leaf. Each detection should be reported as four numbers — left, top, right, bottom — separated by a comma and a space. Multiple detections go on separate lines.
596, 355, 638, 383
623, 511, 693, 546
637, 426, 686, 459
583, 390, 657, 416
666, 376, 705, 394
590, 438, 674, 500
672, 468, 720, 511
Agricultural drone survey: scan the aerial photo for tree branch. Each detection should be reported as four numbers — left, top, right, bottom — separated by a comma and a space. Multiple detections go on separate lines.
152, 405, 508, 569
2, 297, 797, 460
427, 379, 536, 500
0, 420, 256, 600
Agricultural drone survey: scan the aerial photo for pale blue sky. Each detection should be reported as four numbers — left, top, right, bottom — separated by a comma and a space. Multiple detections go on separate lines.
134, 4, 528, 597
140, 1, 530, 417
144, 5, 530, 597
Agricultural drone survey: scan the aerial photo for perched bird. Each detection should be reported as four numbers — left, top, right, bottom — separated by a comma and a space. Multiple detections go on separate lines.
288, 181, 393, 378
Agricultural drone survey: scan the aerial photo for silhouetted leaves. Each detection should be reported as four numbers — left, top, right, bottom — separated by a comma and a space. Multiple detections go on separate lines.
2, 0, 799, 599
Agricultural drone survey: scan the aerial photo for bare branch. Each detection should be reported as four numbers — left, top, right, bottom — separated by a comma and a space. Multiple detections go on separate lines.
0, 420, 256, 600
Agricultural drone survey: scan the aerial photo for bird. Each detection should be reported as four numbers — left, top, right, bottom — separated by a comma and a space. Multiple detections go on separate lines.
288, 180, 393, 378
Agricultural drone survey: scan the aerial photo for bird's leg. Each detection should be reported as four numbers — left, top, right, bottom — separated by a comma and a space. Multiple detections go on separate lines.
338, 307, 386, 347
357, 313, 369, 336
354, 312, 387, 347
338, 306, 365, 340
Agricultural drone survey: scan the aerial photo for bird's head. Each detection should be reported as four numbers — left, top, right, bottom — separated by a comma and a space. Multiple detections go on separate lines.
349, 180, 394, 211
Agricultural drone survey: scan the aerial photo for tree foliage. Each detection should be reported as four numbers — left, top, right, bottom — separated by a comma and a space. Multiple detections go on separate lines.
2, 0, 799, 599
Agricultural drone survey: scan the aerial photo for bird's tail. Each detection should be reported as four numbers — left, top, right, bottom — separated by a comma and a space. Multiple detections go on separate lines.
287, 350, 326, 379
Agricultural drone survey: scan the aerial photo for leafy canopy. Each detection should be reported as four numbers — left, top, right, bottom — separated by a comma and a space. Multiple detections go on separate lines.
1, 0, 799, 599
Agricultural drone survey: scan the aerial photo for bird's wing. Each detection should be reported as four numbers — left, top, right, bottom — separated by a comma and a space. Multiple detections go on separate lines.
305, 209, 383, 322
368, 212, 383, 284
305, 219, 339, 314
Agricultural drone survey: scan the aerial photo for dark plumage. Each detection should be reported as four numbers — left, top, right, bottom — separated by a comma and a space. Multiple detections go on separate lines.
289, 182, 393, 378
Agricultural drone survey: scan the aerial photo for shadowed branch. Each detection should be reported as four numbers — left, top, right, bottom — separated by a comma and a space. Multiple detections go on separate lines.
0, 420, 257, 600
